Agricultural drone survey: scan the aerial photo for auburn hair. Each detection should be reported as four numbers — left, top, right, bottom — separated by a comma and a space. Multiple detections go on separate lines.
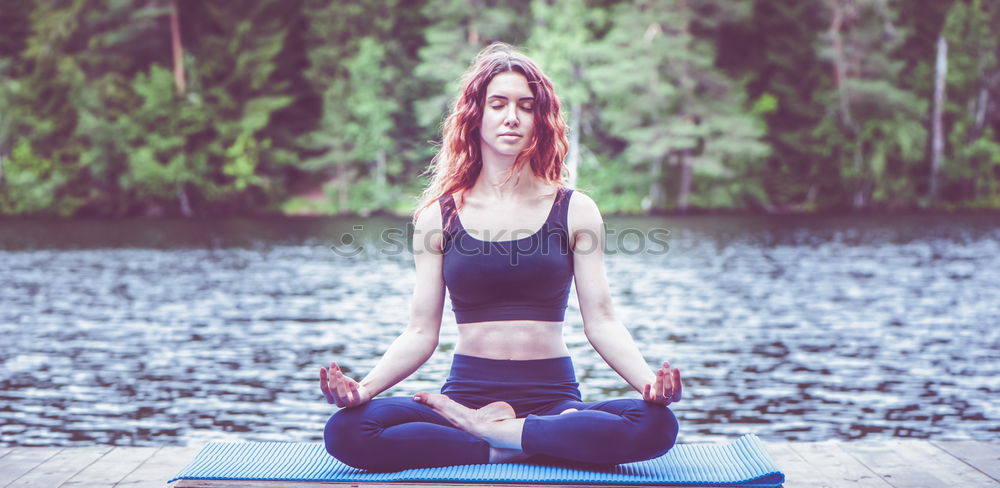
412, 42, 570, 226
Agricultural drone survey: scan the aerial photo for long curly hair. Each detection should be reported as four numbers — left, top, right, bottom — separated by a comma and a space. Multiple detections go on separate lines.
412, 42, 570, 225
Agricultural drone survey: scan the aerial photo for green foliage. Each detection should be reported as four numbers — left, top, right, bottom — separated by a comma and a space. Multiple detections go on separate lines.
718, 1, 838, 209
794, 0, 930, 209
1, 0, 999, 216
587, 0, 769, 211
939, 0, 1000, 204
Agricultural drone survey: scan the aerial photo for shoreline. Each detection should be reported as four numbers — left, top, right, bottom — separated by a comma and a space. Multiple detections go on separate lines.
3, 206, 1000, 221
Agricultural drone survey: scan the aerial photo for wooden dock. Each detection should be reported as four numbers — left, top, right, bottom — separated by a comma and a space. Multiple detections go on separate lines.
1, 440, 997, 487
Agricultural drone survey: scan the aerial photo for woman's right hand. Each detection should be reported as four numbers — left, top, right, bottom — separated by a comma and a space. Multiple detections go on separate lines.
320, 361, 372, 408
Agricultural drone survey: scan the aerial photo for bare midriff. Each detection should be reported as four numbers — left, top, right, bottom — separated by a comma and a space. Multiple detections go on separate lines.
454, 320, 571, 360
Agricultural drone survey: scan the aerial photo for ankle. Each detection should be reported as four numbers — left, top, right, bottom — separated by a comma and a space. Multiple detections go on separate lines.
482, 417, 525, 450
488, 446, 528, 463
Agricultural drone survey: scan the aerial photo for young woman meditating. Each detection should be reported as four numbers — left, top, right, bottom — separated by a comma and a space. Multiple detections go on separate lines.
320, 42, 682, 471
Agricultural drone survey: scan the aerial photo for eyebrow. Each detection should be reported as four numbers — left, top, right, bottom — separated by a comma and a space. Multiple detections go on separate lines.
487, 95, 535, 101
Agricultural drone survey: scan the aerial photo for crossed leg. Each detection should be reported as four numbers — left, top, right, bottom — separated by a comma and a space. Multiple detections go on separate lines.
324, 397, 491, 471
326, 394, 678, 470
413, 392, 530, 463
415, 393, 679, 466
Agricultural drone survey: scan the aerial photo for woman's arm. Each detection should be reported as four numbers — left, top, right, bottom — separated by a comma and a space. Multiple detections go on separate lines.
569, 192, 682, 403
321, 201, 447, 406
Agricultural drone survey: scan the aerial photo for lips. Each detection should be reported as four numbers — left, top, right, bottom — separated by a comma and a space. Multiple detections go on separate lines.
499, 133, 522, 137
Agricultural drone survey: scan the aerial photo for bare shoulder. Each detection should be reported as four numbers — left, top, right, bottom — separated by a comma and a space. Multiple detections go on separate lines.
568, 188, 603, 227
567, 189, 604, 250
413, 199, 444, 255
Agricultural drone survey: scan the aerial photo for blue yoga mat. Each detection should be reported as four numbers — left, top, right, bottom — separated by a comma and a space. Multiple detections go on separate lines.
169, 433, 784, 486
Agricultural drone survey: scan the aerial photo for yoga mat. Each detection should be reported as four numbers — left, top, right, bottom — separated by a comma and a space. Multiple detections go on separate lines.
169, 433, 784, 486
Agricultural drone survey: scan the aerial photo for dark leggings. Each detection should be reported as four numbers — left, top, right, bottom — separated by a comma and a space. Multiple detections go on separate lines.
324, 354, 679, 471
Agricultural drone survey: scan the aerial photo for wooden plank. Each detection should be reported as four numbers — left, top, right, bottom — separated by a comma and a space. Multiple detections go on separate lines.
764, 442, 835, 488
886, 440, 997, 488
59, 447, 158, 488
172, 482, 711, 488
6, 447, 111, 488
116, 446, 201, 488
0, 448, 62, 487
932, 440, 1000, 482
789, 441, 892, 488
839, 440, 949, 488
8, 441, 986, 488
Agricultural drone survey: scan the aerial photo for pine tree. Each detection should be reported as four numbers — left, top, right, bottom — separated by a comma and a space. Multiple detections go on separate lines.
716, 1, 834, 210
524, 0, 599, 189
819, 0, 927, 209
938, 0, 1000, 206
299, 0, 429, 215
588, 0, 768, 212
1, 0, 173, 216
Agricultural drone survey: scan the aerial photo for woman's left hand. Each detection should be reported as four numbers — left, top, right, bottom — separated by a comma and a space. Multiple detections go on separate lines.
643, 361, 683, 405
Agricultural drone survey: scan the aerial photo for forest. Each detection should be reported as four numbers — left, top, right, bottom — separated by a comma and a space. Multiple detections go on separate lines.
1, 0, 998, 217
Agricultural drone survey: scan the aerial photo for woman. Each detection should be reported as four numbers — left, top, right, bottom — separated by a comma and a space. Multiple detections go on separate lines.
320, 42, 682, 471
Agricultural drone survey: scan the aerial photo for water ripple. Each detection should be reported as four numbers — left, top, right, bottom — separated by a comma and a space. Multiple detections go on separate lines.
0, 214, 997, 445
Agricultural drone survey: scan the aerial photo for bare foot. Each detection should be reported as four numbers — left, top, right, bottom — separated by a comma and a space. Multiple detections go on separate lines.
414, 392, 523, 450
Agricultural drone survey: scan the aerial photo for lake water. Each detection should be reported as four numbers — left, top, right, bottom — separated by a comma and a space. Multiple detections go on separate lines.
1, 214, 998, 446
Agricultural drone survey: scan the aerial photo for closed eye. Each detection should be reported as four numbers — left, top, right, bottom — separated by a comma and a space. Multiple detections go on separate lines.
490, 104, 533, 111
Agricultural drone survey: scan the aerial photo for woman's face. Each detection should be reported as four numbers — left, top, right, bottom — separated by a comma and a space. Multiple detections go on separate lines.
479, 71, 535, 158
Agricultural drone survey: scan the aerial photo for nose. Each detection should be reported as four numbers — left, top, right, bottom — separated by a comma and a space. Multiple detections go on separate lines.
503, 105, 519, 127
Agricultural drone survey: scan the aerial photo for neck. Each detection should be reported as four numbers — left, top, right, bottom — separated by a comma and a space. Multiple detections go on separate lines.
475, 144, 539, 199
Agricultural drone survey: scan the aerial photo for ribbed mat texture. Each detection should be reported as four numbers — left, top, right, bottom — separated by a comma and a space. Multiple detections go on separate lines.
169, 433, 784, 486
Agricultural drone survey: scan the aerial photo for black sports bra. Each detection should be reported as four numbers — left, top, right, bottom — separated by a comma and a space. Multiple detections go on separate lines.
439, 188, 575, 324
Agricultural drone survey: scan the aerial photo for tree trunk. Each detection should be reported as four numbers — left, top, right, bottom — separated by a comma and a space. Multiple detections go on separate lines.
828, 0, 855, 132
375, 149, 387, 196
177, 182, 192, 217
566, 99, 580, 188
676, 151, 692, 213
929, 35, 947, 203
645, 158, 663, 212
828, 0, 866, 208
169, 0, 186, 96
467, 0, 479, 45
964, 71, 997, 144
337, 163, 348, 211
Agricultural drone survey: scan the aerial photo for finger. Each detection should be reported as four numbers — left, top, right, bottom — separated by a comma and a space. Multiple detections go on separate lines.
661, 362, 673, 395
325, 366, 338, 392
653, 369, 664, 400
319, 368, 334, 404
657, 368, 671, 400
327, 361, 340, 390
348, 380, 360, 405
671, 368, 683, 402
663, 367, 674, 399
335, 371, 350, 404
643, 383, 652, 401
